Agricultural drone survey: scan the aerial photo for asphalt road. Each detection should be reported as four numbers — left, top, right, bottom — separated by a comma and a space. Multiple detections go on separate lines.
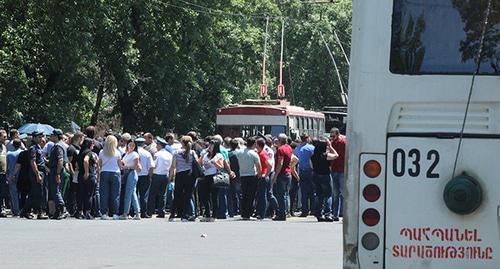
0, 216, 343, 269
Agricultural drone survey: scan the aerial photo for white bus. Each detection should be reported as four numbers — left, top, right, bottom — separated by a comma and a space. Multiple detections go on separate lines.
345, 1, 499, 269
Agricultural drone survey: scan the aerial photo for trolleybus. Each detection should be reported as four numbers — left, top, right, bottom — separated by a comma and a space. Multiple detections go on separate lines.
345, 0, 499, 268
216, 99, 325, 139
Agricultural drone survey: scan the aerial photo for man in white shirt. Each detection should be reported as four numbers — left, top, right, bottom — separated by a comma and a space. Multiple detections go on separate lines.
135, 137, 155, 218
147, 138, 172, 218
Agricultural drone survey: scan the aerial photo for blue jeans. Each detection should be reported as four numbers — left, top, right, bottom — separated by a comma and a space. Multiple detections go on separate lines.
313, 173, 332, 217
255, 176, 269, 218
8, 178, 19, 215
99, 172, 121, 215
274, 174, 291, 219
331, 172, 344, 217
299, 170, 315, 214
165, 182, 174, 210
266, 172, 278, 217
48, 171, 65, 207
216, 187, 228, 219
123, 170, 140, 215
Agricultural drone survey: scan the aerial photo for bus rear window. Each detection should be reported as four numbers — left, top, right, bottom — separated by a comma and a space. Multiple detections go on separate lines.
390, 0, 499, 75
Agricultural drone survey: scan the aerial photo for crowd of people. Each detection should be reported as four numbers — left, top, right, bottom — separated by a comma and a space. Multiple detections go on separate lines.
0, 126, 346, 222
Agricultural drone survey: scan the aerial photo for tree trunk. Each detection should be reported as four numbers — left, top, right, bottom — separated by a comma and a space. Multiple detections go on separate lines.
90, 82, 105, 126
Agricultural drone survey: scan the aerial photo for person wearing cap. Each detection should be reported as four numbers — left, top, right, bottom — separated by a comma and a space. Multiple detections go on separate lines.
21, 130, 48, 219
135, 137, 154, 218
147, 137, 172, 218
294, 133, 315, 217
47, 129, 70, 219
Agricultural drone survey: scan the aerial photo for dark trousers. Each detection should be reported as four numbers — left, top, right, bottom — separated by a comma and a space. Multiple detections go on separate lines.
172, 171, 196, 219
65, 181, 79, 215
23, 171, 45, 214
147, 174, 168, 216
137, 175, 151, 215
227, 177, 241, 217
78, 178, 97, 212
240, 176, 258, 219
289, 176, 300, 212
198, 175, 219, 218
0, 174, 9, 210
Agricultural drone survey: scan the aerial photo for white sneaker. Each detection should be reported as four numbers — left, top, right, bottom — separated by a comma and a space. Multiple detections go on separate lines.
101, 215, 110, 220
118, 215, 128, 220
181, 218, 188, 222
133, 214, 141, 220
112, 214, 121, 220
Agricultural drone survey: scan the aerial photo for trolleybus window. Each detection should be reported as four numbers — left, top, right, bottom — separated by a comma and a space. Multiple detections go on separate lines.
390, 0, 499, 75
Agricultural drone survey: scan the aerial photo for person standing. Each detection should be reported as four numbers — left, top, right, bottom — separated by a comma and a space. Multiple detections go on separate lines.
21, 131, 48, 219
84, 126, 102, 155
136, 138, 154, 218
255, 138, 273, 220
66, 132, 83, 217
197, 140, 224, 222
47, 129, 70, 219
120, 139, 142, 220
294, 134, 315, 217
330, 127, 346, 218
143, 133, 158, 156
311, 139, 338, 222
271, 134, 293, 221
164, 133, 176, 154
227, 138, 241, 218
169, 136, 198, 222
98, 135, 122, 220
77, 138, 99, 220
6, 139, 23, 216
0, 130, 8, 217
6, 129, 26, 152
147, 138, 172, 218
234, 137, 262, 220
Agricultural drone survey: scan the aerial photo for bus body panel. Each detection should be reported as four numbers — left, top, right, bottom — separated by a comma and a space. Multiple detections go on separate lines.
346, 0, 500, 268
386, 137, 498, 269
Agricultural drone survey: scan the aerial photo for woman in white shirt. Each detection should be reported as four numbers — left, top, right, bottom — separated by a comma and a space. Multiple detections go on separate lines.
120, 139, 142, 220
98, 135, 123, 220
197, 140, 224, 222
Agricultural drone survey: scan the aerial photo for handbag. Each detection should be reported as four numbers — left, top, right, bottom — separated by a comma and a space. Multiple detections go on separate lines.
190, 152, 204, 179
213, 171, 230, 187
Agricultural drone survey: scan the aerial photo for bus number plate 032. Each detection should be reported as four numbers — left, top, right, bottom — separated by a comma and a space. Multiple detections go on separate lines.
392, 148, 440, 179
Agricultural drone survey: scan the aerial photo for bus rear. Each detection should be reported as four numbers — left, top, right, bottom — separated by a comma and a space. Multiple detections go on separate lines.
345, 0, 499, 268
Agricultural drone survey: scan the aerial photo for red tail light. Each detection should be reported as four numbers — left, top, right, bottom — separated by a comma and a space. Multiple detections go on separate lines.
363, 184, 381, 202
363, 160, 381, 178
362, 208, 380, 226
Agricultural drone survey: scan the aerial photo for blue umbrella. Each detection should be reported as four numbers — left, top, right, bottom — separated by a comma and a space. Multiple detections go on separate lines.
18, 123, 55, 135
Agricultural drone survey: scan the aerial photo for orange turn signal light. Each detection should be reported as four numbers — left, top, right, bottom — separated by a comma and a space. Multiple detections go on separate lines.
363, 160, 381, 178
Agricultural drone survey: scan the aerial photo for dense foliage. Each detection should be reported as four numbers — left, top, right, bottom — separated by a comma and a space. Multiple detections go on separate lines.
0, 0, 352, 135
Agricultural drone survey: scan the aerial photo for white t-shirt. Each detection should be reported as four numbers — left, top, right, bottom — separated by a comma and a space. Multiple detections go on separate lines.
122, 151, 139, 168
202, 153, 223, 176
99, 150, 122, 173
138, 147, 154, 176
153, 149, 173, 175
